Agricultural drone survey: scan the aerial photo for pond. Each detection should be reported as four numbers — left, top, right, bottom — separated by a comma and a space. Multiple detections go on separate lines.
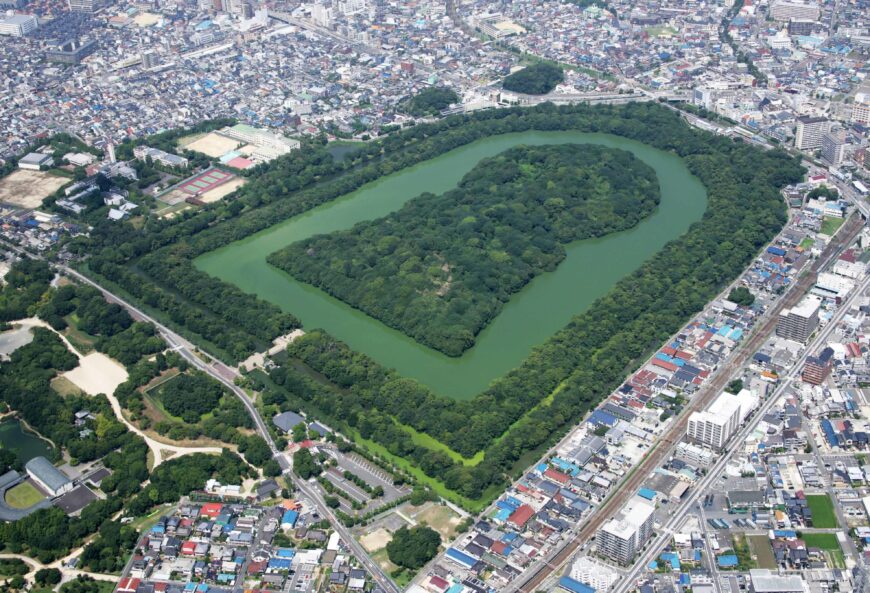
0, 418, 55, 465
196, 131, 708, 400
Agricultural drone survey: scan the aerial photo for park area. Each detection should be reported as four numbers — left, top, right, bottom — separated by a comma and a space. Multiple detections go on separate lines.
806, 494, 838, 528
4, 480, 44, 509
0, 169, 68, 209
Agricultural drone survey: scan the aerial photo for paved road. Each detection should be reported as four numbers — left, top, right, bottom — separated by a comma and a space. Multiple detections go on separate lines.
509, 213, 864, 593
614, 266, 870, 593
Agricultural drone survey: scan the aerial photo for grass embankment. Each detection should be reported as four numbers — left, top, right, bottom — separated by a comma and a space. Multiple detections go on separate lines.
821, 216, 845, 236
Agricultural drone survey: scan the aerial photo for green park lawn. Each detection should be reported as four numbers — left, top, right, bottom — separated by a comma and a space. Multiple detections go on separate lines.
806, 494, 838, 528
5, 481, 45, 509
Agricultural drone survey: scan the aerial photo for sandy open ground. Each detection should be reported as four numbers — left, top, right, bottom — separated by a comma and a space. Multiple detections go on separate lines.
184, 132, 239, 158
199, 177, 246, 203
63, 352, 129, 396
134, 12, 161, 26
360, 527, 392, 552
0, 169, 68, 209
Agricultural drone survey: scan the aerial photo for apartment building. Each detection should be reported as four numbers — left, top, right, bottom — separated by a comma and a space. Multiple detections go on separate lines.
597, 495, 656, 564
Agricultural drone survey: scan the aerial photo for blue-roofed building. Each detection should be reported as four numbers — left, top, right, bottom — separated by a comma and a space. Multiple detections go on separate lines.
717, 554, 738, 568
282, 510, 299, 529
558, 576, 596, 593
660, 552, 680, 571
494, 507, 511, 522
275, 548, 296, 558
445, 548, 476, 569
184, 584, 196, 593
587, 409, 618, 428
638, 488, 657, 501
269, 558, 293, 570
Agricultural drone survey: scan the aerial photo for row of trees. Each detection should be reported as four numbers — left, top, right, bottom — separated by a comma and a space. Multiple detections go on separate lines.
270, 144, 659, 355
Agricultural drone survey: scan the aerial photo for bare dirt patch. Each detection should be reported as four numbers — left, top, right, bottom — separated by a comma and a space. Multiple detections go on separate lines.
199, 177, 246, 203
0, 169, 69, 209
360, 527, 392, 552
412, 503, 461, 540
63, 352, 128, 396
184, 132, 240, 158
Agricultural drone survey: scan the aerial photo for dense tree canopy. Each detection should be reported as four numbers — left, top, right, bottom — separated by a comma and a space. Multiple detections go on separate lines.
402, 87, 460, 116
270, 145, 659, 355
386, 526, 441, 569
727, 286, 755, 307
0, 259, 53, 322
158, 372, 226, 423
502, 63, 564, 94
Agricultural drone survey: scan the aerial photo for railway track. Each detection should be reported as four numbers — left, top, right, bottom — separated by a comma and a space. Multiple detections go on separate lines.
512, 213, 863, 593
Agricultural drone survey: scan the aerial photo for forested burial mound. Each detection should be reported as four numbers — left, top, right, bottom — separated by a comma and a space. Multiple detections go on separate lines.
268, 144, 660, 356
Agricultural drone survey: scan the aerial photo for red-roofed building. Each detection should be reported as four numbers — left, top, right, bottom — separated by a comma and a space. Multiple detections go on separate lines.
118, 578, 140, 593
428, 576, 450, 593
227, 156, 254, 170
491, 541, 509, 556
651, 358, 678, 373
154, 584, 168, 593
543, 468, 569, 484
181, 541, 197, 556
508, 504, 535, 529
200, 502, 222, 518
247, 560, 267, 575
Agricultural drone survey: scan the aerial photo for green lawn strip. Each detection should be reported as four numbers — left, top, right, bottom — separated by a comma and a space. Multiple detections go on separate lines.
350, 429, 498, 513
821, 216, 845, 236
806, 494, 838, 528
401, 424, 484, 466
801, 532, 841, 550
799, 237, 815, 250
4, 481, 45, 509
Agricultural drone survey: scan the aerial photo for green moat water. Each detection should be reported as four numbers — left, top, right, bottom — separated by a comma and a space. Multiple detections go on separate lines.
196, 131, 707, 400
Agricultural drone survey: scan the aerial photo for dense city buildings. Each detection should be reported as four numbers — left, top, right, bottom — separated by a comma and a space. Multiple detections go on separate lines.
0, 1, 869, 593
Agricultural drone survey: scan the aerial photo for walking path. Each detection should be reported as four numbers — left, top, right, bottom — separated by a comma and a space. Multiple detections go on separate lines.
10, 318, 224, 468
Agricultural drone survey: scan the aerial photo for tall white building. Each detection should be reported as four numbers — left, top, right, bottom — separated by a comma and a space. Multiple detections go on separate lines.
597, 495, 656, 564
795, 116, 830, 151
0, 14, 38, 36
777, 295, 821, 343
687, 389, 759, 450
